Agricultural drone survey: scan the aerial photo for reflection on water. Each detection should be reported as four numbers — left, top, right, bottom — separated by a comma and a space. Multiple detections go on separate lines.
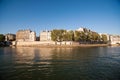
15, 48, 53, 64
0, 47, 120, 80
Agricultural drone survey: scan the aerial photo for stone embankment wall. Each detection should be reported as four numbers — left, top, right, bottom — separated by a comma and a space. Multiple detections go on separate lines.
12, 41, 109, 47
12, 41, 73, 47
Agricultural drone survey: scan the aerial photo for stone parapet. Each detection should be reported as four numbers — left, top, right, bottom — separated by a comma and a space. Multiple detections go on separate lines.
12, 41, 73, 47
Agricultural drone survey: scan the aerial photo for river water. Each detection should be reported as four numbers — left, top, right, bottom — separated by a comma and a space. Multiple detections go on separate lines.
0, 46, 120, 80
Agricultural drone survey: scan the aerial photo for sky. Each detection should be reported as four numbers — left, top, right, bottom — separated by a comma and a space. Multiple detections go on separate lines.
0, 0, 120, 36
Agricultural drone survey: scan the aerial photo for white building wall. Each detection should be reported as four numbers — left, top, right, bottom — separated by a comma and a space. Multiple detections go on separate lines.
47, 32, 51, 40
29, 32, 36, 41
76, 28, 84, 32
110, 35, 120, 44
40, 31, 51, 41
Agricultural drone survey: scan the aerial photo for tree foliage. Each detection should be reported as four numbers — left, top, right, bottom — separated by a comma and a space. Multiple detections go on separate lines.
101, 34, 107, 42
74, 31, 102, 43
51, 29, 107, 44
63, 30, 74, 41
51, 30, 74, 41
51, 29, 65, 41
91, 32, 100, 41
74, 31, 80, 41
0, 34, 5, 42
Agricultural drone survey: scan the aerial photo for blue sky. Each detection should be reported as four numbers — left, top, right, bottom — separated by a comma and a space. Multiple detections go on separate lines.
0, 0, 120, 36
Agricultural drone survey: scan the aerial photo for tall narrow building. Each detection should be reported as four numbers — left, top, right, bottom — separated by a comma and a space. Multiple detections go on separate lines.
40, 30, 51, 41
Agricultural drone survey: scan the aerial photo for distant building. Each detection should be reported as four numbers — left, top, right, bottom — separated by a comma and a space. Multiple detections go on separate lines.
99, 33, 110, 42
40, 30, 51, 41
16, 29, 36, 41
109, 35, 120, 44
76, 27, 91, 32
5, 33, 16, 41
76, 27, 84, 32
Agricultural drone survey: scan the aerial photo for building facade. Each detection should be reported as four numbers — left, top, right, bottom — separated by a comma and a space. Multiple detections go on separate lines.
76, 27, 91, 32
16, 29, 36, 41
5, 33, 16, 41
76, 27, 84, 32
40, 30, 51, 41
109, 35, 120, 44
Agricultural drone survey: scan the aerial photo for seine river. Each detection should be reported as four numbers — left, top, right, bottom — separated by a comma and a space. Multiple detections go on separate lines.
0, 46, 120, 80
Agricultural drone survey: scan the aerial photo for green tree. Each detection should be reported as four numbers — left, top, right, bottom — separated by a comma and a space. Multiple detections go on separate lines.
91, 32, 100, 41
0, 34, 5, 42
63, 31, 69, 41
51, 29, 65, 41
51, 30, 58, 41
74, 31, 87, 42
58, 29, 65, 41
69, 30, 74, 41
101, 34, 107, 43
87, 32, 93, 42
63, 30, 74, 41
74, 31, 80, 41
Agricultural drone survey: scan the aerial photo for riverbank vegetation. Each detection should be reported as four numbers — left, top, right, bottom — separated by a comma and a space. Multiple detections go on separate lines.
51, 29, 108, 44
0, 34, 5, 42
0, 34, 12, 47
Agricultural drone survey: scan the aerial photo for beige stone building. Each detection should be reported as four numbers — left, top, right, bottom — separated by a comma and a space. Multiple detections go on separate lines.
5, 33, 16, 41
16, 29, 36, 41
40, 30, 51, 41
109, 35, 120, 44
